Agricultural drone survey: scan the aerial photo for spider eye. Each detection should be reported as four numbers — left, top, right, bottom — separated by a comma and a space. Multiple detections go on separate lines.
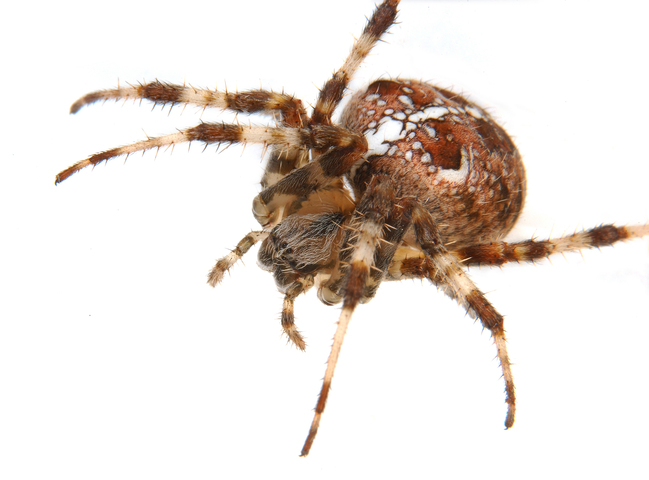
276, 241, 293, 256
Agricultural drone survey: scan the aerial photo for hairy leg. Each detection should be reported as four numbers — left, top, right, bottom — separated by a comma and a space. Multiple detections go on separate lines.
319, 190, 411, 305
280, 277, 316, 351
310, 0, 400, 126
301, 176, 396, 456
261, 146, 310, 188
55, 123, 362, 184
409, 203, 516, 429
70, 81, 308, 127
71, 81, 314, 196
207, 230, 268, 287
452, 224, 649, 266
253, 134, 367, 227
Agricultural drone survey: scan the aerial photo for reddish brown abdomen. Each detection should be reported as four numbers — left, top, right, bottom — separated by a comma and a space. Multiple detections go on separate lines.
341, 79, 526, 246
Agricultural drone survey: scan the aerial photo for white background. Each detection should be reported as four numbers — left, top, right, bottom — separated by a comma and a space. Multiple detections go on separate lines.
2, 0, 648, 478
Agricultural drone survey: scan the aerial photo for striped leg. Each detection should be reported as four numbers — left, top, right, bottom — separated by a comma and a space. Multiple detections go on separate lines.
359, 207, 412, 302
55, 123, 361, 184
253, 133, 367, 227
261, 146, 310, 188
409, 203, 516, 429
301, 176, 398, 456
70, 81, 308, 126
453, 224, 649, 267
281, 277, 315, 351
310, 0, 400, 126
207, 230, 268, 287
258, 211, 353, 350
70, 81, 314, 201
318, 193, 411, 305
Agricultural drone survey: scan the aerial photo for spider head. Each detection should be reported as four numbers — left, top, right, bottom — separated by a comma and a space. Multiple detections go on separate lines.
257, 212, 346, 293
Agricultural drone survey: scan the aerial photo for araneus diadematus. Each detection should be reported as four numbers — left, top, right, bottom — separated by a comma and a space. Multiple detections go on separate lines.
56, 0, 648, 456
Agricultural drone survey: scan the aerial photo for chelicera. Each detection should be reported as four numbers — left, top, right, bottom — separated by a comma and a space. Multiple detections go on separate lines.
56, 0, 649, 456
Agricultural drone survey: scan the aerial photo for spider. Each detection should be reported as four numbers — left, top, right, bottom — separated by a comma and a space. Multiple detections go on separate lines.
56, 0, 648, 457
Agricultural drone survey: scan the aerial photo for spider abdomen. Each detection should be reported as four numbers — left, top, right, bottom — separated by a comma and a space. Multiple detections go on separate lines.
342, 79, 527, 247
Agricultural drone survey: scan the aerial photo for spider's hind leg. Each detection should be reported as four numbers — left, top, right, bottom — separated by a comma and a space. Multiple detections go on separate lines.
408, 203, 517, 429
453, 224, 649, 267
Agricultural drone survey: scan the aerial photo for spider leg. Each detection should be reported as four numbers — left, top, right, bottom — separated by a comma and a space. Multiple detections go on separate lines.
452, 224, 649, 266
311, 0, 399, 125
258, 211, 351, 350
301, 175, 400, 457
281, 277, 315, 351
261, 146, 310, 188
408, 203, 516, 430
207, 230, 268, 287
70, 81, 309, 127
71, 82, 313, 190
319, 187, 411, 305
253, 133, 367, 227
55, 123, 359, 184
358, 204, 412, 302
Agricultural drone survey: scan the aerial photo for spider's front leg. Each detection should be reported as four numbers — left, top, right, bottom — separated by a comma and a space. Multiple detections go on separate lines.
301, 175, 411, 456
56, 124, 299, 184
70, 80, 308, 127
252, 129, 367, 227
55, 123, 361, 185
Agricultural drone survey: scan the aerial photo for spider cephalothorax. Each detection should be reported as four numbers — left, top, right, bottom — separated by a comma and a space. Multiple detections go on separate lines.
57, 0, 648, 456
